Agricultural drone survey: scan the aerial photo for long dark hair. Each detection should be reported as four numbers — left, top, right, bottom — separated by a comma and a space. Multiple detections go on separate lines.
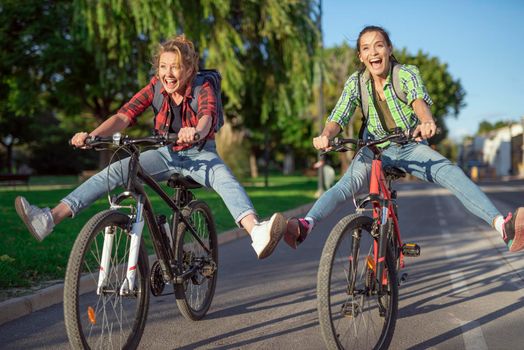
356, 25, 399, 72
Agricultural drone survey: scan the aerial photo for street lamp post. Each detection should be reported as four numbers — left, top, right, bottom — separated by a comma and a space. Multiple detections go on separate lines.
316, 0, 325, 197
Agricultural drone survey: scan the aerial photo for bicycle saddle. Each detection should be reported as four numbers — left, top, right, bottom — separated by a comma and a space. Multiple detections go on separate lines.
167, 173, 202, 189
383, 166, 406, 180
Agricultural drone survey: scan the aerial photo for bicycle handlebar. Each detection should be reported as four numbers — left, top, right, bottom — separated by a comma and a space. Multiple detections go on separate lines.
326, 127, 441, 153
70, 132, 200, 148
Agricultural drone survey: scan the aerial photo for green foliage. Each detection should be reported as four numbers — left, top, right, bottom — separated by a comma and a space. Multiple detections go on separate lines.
477, 120, 512, 134
0, 0, 320, 174
396, 49, 466, 143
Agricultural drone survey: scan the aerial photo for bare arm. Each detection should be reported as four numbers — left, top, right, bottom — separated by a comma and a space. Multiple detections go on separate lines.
70, 113, 130, 147
412, 99, 436, 140
313, 121, 342, 150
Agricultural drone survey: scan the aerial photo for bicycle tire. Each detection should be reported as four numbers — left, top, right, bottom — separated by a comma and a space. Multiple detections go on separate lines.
64, 210, 150, 350
175, 200, 218, 320
317, 213, 398, 350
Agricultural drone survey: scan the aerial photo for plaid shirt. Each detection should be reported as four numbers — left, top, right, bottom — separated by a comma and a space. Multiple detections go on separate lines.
118, 76, 217, 151
328, 64, 433, 139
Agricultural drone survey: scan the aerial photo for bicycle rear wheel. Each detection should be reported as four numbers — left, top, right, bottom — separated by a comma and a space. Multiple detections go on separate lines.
64, 210, 150, 350
317, 214, 398, 350
175, 200, 218, 320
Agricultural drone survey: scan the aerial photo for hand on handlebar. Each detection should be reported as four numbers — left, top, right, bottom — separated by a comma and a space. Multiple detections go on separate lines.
177, 127, 200, 145
313, 135, 331, 151
412, 121, 437, 141
70, 132, 91, 148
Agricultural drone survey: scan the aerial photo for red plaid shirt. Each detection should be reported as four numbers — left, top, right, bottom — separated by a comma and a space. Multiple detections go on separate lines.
118, 76, 217, 151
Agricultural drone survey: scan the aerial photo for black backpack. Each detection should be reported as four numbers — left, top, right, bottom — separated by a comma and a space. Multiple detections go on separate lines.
152, 69, 225, 133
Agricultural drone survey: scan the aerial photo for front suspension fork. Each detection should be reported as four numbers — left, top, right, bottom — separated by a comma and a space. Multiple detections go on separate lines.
97, 199, 145, 296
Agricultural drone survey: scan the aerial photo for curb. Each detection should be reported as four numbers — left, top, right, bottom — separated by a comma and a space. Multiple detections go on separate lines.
0, 203, 313, 326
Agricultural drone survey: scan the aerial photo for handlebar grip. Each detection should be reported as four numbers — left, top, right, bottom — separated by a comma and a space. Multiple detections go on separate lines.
166, 133, 200, 143
69, 135, 97, 147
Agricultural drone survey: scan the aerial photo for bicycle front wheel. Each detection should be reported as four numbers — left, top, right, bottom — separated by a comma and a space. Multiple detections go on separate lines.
317, 214, 398, 350
64, 210, 150, 350
175, 200, 218, 320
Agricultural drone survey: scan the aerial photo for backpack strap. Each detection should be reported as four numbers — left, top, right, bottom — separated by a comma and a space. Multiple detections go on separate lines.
152, 80, 165, 115
152, 80, 169, 132
357, 69, 371, 139
391, 62, 408, 104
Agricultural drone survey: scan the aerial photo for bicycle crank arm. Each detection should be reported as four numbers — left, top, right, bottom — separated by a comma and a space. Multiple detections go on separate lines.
173, 265, 199, 284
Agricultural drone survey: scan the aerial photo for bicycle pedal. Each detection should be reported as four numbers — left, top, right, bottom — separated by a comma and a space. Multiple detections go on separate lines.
402, 243, 421, 257
398, 272, 408, 286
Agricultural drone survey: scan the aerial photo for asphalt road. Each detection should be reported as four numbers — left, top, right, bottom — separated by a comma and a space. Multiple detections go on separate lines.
1, 179, 524, 349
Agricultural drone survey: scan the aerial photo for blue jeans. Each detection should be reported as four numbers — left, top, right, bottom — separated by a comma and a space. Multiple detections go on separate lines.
62, 141, 255, 225
307, 141, 501, 226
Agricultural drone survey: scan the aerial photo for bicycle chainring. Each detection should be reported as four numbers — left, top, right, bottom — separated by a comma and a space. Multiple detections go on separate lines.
150, 260, 166, 296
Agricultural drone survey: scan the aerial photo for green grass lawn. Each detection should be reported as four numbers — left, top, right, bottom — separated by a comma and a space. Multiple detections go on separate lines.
0, 175, 317, 291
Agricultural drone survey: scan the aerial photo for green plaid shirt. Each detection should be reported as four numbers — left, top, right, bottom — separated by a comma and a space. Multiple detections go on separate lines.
327, 64, 433, 139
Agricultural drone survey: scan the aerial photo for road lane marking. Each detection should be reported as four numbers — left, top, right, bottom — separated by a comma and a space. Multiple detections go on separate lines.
443, 230, 488, 350
457, 318, 489, 350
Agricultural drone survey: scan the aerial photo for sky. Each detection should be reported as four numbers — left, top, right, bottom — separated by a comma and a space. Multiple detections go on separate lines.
322, 0, 524, 140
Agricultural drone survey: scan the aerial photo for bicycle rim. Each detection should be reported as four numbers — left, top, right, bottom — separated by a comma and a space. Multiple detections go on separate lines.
318, 214, 398, 350
175, 200, 218, 320
64, 210, 150, 350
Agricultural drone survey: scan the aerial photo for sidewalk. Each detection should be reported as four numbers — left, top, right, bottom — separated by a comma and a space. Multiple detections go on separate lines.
0, 203, 313, 326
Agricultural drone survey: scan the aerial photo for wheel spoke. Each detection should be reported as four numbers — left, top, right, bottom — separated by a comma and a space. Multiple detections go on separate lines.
64, 211, 149, 350
175, 201, 217, 321
318, 215, 398, 350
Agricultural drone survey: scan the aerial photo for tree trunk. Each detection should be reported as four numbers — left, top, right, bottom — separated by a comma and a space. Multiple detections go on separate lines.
6, 144, 13, 173
283, 148, 295, 175
249, 151, 259, 178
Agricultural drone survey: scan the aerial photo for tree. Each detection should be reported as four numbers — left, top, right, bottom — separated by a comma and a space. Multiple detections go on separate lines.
0, 0, 72, 172
477, 120, 511, 134
2, 1, 318, 176
395, 49, 466, 144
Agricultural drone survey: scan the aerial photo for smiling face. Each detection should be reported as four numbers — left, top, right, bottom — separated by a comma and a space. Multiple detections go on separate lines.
158, 51, 193, 94
358, 30, 393, 78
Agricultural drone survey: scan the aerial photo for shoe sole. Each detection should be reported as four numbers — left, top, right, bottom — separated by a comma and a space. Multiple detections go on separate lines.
284, 218, 300, 249
509, 208, 524, 252
14, 196, 44, 242
257, 213, 285, 259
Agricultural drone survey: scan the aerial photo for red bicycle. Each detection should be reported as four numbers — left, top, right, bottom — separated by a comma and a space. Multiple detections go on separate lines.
317, 129, 421, 350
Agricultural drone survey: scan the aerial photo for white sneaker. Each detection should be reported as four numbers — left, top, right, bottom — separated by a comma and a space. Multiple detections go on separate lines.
15, 196, 54, 241
251, 213, 285, 259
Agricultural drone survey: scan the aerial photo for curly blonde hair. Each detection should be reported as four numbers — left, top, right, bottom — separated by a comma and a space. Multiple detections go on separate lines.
152, 34, 199, 77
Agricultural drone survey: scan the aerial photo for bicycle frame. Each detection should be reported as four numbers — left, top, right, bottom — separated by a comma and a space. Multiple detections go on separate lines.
97, 142, 211, 295
370, 156, 403, 290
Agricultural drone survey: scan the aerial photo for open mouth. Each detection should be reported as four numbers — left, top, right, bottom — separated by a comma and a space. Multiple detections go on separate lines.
369, 58, 382, 70
164, 77, 178, 90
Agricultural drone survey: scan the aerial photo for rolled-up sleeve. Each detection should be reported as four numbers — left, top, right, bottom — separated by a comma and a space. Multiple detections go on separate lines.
327, 73, 360, 128
118, 78, 156, 126
195, 81, 217, 126
400, 65, 433, 106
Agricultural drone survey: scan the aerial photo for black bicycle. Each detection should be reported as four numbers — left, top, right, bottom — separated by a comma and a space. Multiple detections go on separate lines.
63, 133, 218, 349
